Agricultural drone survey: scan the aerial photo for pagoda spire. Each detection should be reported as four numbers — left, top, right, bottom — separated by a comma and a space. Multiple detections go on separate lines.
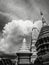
19, 38, 30, 53
40, 10, 47, 27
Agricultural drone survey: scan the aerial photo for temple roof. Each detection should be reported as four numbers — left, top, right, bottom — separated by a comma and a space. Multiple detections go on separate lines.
18, 38, 30, 53
37, 25, 49, 40
0, 51, 17, 59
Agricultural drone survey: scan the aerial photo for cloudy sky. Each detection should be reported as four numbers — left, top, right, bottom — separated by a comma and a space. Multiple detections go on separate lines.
0, 0, 49, 32
0, 0, 49, 53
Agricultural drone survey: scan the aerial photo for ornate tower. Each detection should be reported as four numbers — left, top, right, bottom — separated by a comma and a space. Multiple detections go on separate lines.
35, 11, 49, 65
30, 27, 39, 63
17, 38, 32, 65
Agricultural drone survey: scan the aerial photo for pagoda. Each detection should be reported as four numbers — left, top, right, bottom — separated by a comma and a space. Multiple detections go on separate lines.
17, 38, 32, 65
35, 11, 49, 65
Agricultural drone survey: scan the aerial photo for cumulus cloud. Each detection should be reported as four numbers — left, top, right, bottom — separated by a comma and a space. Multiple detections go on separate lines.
34, 20, 42, 30
3, 20, 33, 36
0, 20, 33, 53
0, 19, 42, 53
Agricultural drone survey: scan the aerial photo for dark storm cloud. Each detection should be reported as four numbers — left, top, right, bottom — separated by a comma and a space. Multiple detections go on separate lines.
0, 13, 11, 32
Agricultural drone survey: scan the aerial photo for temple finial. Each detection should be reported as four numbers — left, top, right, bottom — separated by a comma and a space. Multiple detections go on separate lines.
23, 38, 26, 43
40, 10, 47, 26
18, 38, 30, 53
